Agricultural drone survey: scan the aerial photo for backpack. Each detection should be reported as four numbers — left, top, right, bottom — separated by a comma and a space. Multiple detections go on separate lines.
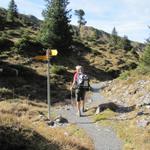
76, 73, 90, 90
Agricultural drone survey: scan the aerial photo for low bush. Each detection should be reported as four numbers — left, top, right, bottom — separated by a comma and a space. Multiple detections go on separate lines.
0, 37, 14, 51
14, 37, 43, 55
119, 70, 131, 80
50, 65, 66, 75
15, 37, 30, 52
137, 65, 150, 75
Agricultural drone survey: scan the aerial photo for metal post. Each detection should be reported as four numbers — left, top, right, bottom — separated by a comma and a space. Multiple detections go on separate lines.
47, 49, 51, 120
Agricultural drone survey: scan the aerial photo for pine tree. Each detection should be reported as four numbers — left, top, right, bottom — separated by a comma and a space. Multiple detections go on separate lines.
138, 27, 150, 72
39, 0, 73, 54
110, 27, 119, 48
75, 9, 87, 33
7, 0, 18, 22
0, 15, 5, 30
141, 44, 150, 67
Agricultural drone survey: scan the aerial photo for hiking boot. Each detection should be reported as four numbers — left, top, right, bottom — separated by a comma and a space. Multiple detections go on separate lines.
82, 108, 87, 112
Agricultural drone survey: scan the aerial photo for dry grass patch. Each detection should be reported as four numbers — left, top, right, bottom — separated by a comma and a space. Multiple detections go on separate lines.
0, 100, 94, 150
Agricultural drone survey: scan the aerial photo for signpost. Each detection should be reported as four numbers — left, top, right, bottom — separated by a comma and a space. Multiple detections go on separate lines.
33, 49, 58, 119
46, 49, 51, 120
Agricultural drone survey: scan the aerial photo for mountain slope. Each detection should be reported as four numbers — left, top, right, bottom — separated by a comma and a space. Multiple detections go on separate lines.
0, 7, 145, 102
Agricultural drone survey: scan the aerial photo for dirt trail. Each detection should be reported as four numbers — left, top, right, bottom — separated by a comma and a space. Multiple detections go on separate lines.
56, 83, 122, 150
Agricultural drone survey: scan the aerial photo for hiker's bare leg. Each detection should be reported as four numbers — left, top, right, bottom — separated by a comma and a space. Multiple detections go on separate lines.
76, 101, 81, 115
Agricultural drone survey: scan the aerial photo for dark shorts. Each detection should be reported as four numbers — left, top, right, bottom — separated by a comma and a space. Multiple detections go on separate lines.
75, 88, 86, 102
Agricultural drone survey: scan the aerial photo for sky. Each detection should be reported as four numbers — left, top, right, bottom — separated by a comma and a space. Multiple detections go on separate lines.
0, 0, 150, 43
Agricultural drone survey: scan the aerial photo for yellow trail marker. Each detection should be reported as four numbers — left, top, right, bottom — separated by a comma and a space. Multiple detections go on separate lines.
33, 49, 58, 61
50, 49, 58, 56
46, 49, 58, 57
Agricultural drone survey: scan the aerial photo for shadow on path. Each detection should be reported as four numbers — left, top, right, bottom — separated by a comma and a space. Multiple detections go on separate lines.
97, 102, 136, 114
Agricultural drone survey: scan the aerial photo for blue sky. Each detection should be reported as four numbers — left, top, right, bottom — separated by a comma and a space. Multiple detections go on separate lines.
0, 0, 150, 43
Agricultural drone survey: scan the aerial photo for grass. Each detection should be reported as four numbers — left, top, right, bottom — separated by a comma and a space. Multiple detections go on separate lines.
0, 100, 94, 150
98, 72, 150, 150
94, 109, 116, 122
114, 120, 150, 150
87, 107, 150, 150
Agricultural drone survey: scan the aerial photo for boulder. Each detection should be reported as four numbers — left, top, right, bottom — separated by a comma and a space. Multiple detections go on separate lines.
137, 119, 149, 128
54, 116, 68, 124
137, 94, 150, 107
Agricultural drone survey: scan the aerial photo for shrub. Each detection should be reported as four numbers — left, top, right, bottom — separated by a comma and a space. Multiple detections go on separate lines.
15, 37, 30, 52
0, 88, 12, 99
137, 65, 150, 75
14, 37, 44, 55
119, 70, 131, 80
0, 37, 14, 51
50, 65, 66, 75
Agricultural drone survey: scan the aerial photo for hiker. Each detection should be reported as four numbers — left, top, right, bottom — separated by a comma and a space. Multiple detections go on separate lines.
70, 65, 90, 116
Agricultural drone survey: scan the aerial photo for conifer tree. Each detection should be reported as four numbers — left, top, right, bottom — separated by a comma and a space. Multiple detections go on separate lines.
140, 27, 150, 71
75, 9, 87, 32
110, 27, 118, 47
141, 44, 150, 67
39, 0, 73, 54
7, 0, 18, 22
0, 15, 5, 30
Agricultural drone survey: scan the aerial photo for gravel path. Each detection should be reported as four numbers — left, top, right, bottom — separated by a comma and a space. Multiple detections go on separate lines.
57, 83, 122, 150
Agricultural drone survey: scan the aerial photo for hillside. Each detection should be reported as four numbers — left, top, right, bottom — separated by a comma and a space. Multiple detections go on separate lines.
0, 6, 145, 102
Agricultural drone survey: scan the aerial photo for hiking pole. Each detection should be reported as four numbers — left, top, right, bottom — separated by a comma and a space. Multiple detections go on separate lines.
71, 89, 73, 106
71, 89, 75, 109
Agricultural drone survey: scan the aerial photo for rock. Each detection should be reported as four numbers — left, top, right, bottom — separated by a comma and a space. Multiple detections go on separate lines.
146, 106, 150, 109
137, 119, 149, 128
137, 94, 150, 107
54, 116, 68, 124
137, 111, 144, 116
47, 121, 55, 126
100, 81, 110, 89
87, 98, 93, 103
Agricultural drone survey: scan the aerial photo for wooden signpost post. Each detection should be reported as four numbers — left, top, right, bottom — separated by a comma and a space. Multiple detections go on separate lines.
33, 49, 58, 119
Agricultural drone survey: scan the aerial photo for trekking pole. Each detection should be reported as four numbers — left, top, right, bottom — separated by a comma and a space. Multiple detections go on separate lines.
70, 90, 72, 105
71, 89, 73, 106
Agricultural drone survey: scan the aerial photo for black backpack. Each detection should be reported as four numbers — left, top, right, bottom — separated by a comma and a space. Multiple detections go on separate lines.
76, 73, 90, 90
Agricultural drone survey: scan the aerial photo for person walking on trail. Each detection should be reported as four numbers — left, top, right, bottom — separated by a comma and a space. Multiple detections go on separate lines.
70, 65, 90, 117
